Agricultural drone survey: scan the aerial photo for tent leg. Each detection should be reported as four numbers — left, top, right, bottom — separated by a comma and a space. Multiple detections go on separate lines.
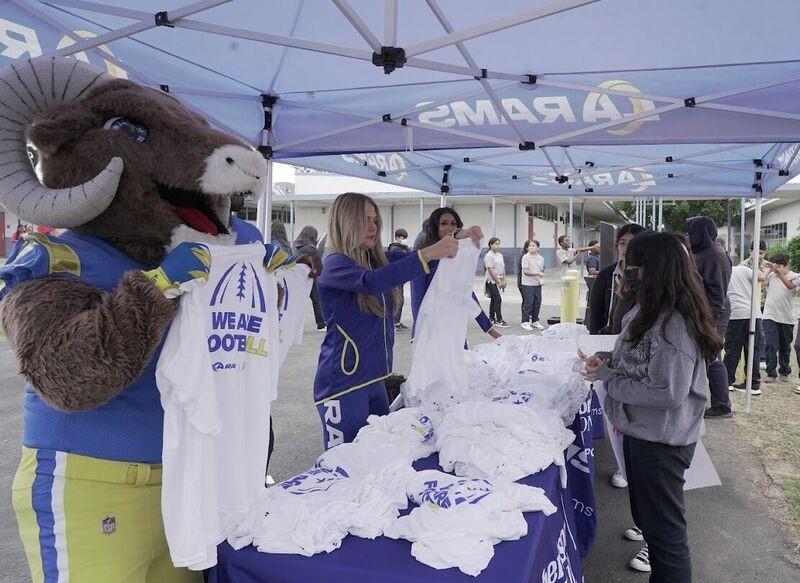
568, 196, 574, 243
651, 197, 657, 230
580, 201, 586, 276
491, 196, 497, 236
745, 195, 763, 413
290, 200, 295, 242
726, 199, 732, 255
440, 194, 447, 208
256, 158, 272, 240
658, 197, 664, 232
740, 199, 746, 264
419, 197, 425, 226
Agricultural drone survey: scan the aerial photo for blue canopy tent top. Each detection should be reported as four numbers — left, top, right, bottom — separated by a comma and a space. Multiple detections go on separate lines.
3, 0, 800, 408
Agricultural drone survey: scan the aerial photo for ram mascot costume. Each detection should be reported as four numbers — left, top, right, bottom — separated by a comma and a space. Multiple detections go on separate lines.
0, 57, 317, 582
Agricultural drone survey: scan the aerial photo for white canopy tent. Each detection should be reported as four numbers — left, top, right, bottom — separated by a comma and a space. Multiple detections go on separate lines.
3, 0, 800, 410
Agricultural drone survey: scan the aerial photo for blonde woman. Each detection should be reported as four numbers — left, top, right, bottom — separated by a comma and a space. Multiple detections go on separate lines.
313, 192, 482, 449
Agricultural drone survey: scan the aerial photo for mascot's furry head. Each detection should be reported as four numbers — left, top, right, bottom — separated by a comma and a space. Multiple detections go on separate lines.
0, 57, 267, 264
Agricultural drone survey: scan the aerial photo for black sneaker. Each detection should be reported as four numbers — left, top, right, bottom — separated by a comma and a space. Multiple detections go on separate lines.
704, 406, 733, 419
496, 320, 511, 328
733, 382, 761, 395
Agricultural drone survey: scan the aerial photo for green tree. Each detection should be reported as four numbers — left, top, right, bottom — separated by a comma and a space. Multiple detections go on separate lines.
786, 235, 800, 272
612, 200, 739, 233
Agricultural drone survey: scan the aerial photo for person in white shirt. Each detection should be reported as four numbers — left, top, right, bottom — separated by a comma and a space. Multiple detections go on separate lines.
520, 239, 546, 330
762, 252, 800, 383
723, 241, 767, 394
555, 235, 600, 273
484, 237, 509, 327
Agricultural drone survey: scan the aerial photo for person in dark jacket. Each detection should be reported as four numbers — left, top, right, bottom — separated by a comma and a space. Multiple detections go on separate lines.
315, 192, 482, 449
387, 228, 412, 332
586, 223, 646, 335
294, 225, 326, 331
686, 216, 733, 419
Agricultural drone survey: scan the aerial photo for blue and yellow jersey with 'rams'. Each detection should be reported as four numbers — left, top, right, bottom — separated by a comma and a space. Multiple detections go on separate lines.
0, 224, 279, 464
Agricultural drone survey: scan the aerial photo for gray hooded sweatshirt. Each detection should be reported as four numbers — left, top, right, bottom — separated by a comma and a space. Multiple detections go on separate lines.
597, 307, 709, 446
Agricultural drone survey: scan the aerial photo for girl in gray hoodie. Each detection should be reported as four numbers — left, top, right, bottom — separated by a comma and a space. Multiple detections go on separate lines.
584, 232, 721, 583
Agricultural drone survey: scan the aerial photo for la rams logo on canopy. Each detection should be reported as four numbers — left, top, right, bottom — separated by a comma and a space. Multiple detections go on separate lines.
210, 261, 267, 313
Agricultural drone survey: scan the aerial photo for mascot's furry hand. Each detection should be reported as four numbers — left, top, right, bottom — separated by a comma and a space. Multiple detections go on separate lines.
296, 253, 322, 278
143, 242, 212, 299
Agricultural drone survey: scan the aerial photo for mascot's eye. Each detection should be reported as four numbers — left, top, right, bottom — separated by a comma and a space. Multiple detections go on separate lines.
103, 117, 149, 143
25, 144, 39, 169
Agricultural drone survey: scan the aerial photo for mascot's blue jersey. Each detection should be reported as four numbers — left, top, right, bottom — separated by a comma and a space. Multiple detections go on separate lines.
0, 225, 273, 464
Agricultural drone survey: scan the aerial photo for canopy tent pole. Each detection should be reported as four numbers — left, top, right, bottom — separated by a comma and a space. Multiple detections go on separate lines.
568, 196, 574, 244
744, 195, 763, 413
580, 201, 586, 276
257, 158, 273, 240
440, 194, 447, 208
651, 197, 657, 231
419, 197, 425, 226
727, 199, 732, 254
290, 200, 295, 242
491, 197, 497, 236
740, 199, 746, 264
390, 203, 395, 238
658, 197, 664, 231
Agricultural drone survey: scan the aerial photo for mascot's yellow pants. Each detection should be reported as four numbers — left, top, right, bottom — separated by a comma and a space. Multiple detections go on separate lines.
12, 447, 202, 583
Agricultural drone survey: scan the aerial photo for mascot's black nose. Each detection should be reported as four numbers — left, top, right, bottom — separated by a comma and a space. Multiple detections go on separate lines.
225, 157, 234, 165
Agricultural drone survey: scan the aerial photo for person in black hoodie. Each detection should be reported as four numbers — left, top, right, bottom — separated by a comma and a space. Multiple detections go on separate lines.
294, 225, 326, 331
586, 223, 646, 334
685, 216, 733, 419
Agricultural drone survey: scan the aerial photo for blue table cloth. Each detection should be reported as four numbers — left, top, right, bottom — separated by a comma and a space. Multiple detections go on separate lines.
209, 455, 584, 583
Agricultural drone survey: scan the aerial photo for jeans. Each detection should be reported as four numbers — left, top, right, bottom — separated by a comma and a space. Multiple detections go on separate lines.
763, 319, 793, 378
624, 436, 696, 583
394, 285, 405, 324
485, 281, 503, 322
723, 318, 764, 386
310, 280, 325, 328
520, 284, 542, 323
707, 325, 731, 412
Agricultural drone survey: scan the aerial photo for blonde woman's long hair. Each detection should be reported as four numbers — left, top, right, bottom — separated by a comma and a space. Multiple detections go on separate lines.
327, 192, 401, 317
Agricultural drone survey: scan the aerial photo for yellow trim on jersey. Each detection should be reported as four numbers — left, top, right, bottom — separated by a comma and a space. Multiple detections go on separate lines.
22, 233, 81, 276
417, 250, 430, 274
313, 373, 392, 406
335, 324, 360, 376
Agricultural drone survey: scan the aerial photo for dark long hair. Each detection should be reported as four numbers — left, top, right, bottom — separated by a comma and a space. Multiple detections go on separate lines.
421, 207, 463, 248
625, 232, 721, 360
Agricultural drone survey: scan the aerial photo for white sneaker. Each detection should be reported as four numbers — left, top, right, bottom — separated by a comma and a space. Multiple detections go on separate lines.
520, 322, 533, 331
624, 526, 644, 542
629, 544, 651, 572
532, 321, 545, 330
728, 384, 736, 392
760, 361, 767, 370
265, 474, 276, 486
795, 386, 800, 395
611, 470, 628, 489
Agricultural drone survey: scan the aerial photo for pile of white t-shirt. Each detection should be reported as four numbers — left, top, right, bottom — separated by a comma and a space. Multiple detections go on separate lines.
231, 407, 440, 556
385, 469, 557, 576
436, 401, 575, 486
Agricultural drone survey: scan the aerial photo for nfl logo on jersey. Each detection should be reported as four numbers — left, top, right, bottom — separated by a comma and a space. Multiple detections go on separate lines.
101, 516, 116, 535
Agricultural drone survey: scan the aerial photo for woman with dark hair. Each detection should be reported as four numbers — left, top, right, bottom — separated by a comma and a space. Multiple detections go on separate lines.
411, 207, 502, 340
583, 232, 720, 583
294, 225, 326, 331
270, 220, 291, 255
484, 237, 508, 327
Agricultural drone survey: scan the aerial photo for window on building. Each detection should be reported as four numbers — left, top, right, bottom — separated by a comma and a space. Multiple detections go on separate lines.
761, 222, 787, 246
526, 203, 558, 223
235, 206, 291, 223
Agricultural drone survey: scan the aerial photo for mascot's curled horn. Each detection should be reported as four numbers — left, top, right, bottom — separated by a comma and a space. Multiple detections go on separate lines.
0, 57, 318, 582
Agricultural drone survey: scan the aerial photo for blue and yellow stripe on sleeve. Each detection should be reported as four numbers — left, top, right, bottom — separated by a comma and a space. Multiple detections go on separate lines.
263, 243, 296, 273
0, 233, 80, 300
